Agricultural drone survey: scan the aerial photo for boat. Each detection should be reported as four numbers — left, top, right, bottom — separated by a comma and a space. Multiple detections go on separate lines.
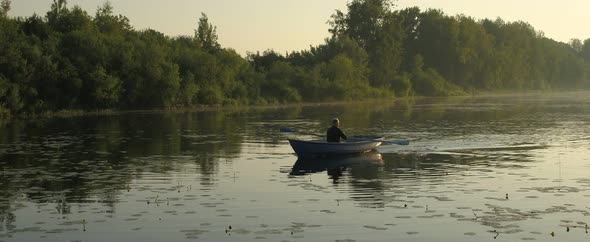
287, 135, 383, 158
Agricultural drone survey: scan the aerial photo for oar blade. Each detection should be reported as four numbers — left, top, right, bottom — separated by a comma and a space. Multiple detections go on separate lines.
280, 127, 295, 132
385, 140, 410, 145
394, 140, 410, 145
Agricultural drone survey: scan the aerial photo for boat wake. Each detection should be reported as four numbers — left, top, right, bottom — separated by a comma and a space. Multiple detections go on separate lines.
377, 142, 548, 155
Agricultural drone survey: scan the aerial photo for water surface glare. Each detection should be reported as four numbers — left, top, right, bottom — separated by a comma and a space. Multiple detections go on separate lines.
1, 92, 590, 241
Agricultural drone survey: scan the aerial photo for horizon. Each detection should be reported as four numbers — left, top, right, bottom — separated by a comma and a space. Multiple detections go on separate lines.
9, 0, 590, 56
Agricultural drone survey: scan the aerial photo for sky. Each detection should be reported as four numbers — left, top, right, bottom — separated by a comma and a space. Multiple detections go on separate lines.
9, 0, 590, 56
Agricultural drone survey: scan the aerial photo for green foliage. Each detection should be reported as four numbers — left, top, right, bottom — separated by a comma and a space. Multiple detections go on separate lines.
0, 104, 9, 118
195, 13, 220, 52
0, 0, 10, 18
582, 39, 590, 62
94, 1, 131, 34
86, 66, 122, 108
0, 0, 588, 117
410, 55, 465, 96
261, 61, 302, 103
392, 74, 414, 97
177, 71, 199, 106
198, 84, 223, 105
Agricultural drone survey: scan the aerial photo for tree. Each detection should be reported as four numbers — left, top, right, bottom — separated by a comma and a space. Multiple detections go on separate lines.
412, 9, 460, 83
95, 1, 131, 33
47, 0, 68, 28
583, 39, 590, 84
329, 0, 394, 49
397, 7, 421, 71
248, 50, 285, 72
582, 39, 590, 62
2, 1, 590, 117
0, 0, 10, 18
454, 15, 494, 88
86, 65, 122, 108
569, 38, 583, 55
328, 0, 404, 89
368, 12, 404, 88
195, 13, 220, 52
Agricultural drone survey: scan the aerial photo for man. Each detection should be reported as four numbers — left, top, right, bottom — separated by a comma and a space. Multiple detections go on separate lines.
326, 118, 347, 142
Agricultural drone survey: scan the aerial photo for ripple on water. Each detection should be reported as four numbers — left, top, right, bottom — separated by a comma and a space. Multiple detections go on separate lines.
45, 228, 78, 233
433, 196, 454, 201
363, 225, 387, 230
255, 229, 283, 235
180, 229, 208, 239
504, 229, 524, 234
232, 228, 251, 235
456, 207, 472, 210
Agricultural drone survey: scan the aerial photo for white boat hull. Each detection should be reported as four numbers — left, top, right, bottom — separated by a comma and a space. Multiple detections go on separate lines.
288, 137, 382, 157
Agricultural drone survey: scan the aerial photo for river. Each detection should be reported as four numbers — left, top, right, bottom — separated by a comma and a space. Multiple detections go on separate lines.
1, 92, 590, 241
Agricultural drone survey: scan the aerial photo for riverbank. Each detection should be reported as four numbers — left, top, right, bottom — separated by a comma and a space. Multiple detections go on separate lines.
2, 90, 589, 122
0, 97, 405, 121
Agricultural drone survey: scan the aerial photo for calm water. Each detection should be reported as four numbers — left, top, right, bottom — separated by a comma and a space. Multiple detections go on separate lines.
1, 92, 590, 242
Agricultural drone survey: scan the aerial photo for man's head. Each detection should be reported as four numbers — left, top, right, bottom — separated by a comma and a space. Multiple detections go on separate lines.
332, 118, 340, 127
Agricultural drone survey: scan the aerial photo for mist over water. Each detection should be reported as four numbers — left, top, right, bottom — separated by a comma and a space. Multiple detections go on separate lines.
1, 92, 590, 242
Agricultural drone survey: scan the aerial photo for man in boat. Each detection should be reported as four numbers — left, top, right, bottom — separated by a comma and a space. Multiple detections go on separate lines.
326, 118, 347, 142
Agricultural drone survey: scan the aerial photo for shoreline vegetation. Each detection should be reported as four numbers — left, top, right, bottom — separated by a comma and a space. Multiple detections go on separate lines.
2, 97, 406, 119
1, 0, 590, 120
4, 90, 588, 121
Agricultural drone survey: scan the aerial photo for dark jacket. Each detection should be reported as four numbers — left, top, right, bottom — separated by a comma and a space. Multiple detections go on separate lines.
326, 126, 347, 142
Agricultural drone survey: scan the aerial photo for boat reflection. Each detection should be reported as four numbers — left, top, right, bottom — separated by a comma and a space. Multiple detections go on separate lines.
290, 150, 384, 182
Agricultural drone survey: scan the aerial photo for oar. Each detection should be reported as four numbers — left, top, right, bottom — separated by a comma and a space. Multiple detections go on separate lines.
280, 127, 410, 145
350, 136, 410, 145
279, 127, 297, 133
279, 127, 324, 137
369, 121, 410, 145
382, 139, 410, 145
352, 139, 409, 145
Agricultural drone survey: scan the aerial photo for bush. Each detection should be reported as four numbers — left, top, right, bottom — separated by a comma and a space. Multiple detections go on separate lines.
198, 85, 223, 105
392, 74, 414, 97
88, 66, 122, 108
0, 104, 10, 119
413, 68, 465, 96
280, 86, 302, 103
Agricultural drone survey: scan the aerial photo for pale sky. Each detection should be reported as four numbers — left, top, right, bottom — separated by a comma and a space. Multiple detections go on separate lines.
10, 0, 590, 56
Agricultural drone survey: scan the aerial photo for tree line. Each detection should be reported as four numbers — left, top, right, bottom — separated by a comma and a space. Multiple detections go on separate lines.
1, 0, 589, 117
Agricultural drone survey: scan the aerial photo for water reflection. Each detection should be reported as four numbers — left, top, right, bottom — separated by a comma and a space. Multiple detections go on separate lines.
289, 151, 384, 183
